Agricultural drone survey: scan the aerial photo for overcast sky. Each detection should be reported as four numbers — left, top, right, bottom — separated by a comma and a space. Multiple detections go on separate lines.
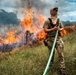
0, 0, 76, 22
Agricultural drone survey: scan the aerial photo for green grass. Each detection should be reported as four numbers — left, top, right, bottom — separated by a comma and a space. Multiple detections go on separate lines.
0, 32, 76, 75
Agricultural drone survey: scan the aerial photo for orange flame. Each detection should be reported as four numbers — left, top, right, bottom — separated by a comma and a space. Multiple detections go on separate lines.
20, 9, 46, 33
37, 30, 47, 41
7, 31, 16, 44
4, 30, 17, 44
60, 26, 76, 37
60, 29, 67, 37
20, 9, 33, 31
0, 30, 22, 45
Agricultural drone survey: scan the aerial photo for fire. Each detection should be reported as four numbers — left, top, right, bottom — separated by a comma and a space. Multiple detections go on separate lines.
20, 9, 33, 31
20, 9, 46, 33
0, 30, 24, 46
60, 26, 76, 37
0, 8, 46, 47
6, 30, 17, 44
37, 30, 47, 41
1, 30, 17, 45
60, 28, 67, 37
20, 9, 46, 41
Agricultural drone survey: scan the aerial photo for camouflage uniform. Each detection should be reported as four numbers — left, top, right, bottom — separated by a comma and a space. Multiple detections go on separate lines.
43, 18, 65, 70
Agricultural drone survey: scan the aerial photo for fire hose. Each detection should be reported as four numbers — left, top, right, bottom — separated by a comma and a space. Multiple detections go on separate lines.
43, 30, 58, 75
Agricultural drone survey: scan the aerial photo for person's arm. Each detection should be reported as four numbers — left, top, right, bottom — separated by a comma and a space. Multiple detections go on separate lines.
43, 20, 58, 33
44, 26, 58, 33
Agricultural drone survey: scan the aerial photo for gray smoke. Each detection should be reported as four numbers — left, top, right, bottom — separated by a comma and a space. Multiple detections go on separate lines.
15, 0, 73, 17
0, 0, 76, 22
16, 0, 47, 9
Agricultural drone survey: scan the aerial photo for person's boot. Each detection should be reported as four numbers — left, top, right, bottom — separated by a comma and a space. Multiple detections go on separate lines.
58, 68, 67, 75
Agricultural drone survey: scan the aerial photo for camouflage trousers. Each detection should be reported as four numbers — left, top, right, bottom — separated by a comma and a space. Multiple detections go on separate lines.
44, 37, 65, 69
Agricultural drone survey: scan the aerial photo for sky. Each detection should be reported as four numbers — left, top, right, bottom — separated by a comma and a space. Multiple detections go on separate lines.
0, 0, 76, 22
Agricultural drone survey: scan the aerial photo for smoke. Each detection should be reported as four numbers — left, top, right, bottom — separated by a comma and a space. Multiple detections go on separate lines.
14, 0, 49, 16
1, 0, 76, 17
0, 0, 76, 21
16, 0, 47, 9
15, 0, 73, 18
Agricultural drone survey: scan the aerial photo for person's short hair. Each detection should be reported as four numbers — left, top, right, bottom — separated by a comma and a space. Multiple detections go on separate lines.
50, 7, 58, 17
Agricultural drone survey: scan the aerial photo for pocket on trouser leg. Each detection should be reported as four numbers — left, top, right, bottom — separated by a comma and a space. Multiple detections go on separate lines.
47, 41, 53, 49
56, 39, 64, 52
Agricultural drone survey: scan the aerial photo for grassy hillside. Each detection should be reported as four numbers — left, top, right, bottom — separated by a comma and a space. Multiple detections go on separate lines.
0, 32, 76, 75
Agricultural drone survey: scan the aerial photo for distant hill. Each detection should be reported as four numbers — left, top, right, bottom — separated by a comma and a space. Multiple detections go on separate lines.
63, 21, 76, 26
0, 9, 19, 25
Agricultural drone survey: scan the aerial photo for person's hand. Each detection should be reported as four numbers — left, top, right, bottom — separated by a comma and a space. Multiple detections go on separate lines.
54, 26, 58, 30
58, 28, 64, 31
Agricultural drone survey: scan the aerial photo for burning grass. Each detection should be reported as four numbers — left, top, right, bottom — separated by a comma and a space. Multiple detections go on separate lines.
0, 9, 46, 52
59, 25, 76, 37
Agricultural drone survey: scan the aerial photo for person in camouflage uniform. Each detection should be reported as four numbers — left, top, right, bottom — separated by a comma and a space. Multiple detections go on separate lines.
43, 7, 66, 75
